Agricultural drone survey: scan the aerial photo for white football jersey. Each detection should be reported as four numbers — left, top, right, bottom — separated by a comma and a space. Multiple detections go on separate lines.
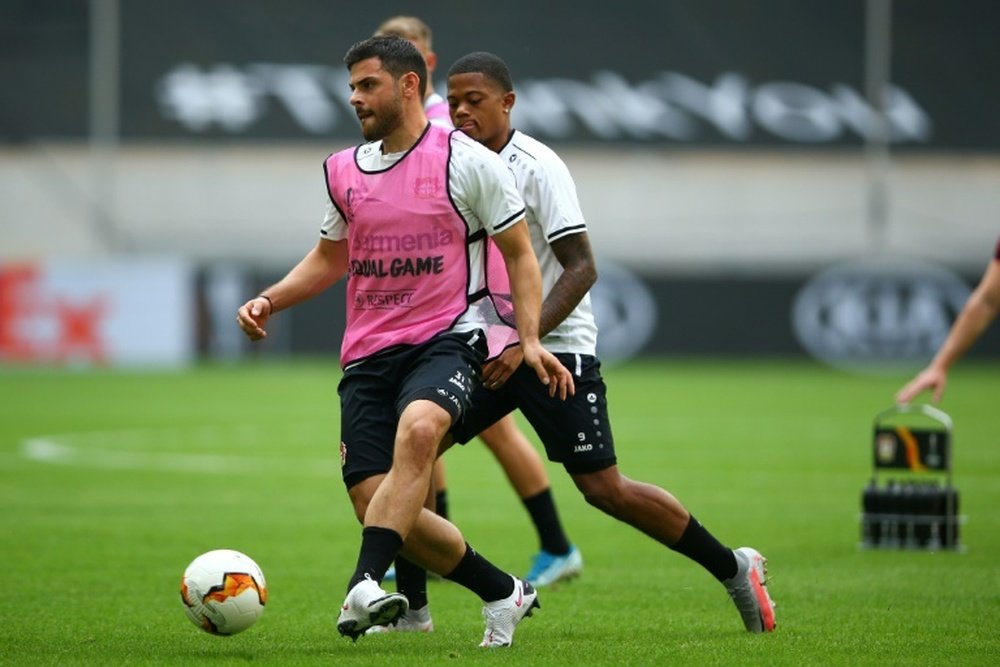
499, 130, 598, 355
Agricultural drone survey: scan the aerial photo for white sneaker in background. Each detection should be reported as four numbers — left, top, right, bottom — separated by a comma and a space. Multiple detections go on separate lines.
365, 605, 434, 634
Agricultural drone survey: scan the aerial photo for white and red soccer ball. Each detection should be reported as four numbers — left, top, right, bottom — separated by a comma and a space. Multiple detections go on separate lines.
180, 549, 267, 635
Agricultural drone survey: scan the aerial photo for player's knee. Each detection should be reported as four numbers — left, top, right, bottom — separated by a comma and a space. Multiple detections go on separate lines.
573, 471, 623, 514
397, 416, 446, 463
582, 489, 615, 514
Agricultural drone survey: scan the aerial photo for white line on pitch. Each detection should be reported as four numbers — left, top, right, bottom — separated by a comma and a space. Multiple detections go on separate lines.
19, 434, 339, 477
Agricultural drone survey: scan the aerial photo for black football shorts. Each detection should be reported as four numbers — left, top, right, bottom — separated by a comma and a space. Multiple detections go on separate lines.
338, 330, 486, 489
451, 353, 617, 474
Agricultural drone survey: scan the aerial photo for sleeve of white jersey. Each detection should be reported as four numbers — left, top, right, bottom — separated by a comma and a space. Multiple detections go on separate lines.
451, 135, 526, 236
319, 197, 347, 241
535, 152, 587, 243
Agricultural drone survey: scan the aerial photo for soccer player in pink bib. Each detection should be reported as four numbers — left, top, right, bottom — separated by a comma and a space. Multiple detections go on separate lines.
237, 36, 573, 648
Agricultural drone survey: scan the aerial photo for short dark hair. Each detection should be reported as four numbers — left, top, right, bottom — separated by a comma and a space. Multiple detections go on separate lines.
344, 35, 427, 98
447, 51, 513, 93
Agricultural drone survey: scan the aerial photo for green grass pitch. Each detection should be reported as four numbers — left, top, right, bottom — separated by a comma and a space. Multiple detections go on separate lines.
1, 359, 997, 665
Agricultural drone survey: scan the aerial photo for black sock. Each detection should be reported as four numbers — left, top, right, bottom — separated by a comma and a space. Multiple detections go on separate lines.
522, 488, 571, 554
347, 526, 403, 593
393, 555, 428, 609
435, 489, 449, 521
669, 515, 738, 582
444, 543, 514, 602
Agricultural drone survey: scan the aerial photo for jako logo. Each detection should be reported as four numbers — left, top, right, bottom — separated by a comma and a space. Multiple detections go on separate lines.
791, 258, 970, 371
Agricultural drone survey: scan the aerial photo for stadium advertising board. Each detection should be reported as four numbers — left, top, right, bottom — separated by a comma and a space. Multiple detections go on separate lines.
246, 263, 999, 364
0, 259, 194, 367
590, 262, 658, 364
240, 260, 661, 365
4, 0, 999, 149
791, 260, 972, 371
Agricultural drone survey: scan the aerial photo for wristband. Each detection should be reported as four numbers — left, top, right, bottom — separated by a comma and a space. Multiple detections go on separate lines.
259, 294, 274, 313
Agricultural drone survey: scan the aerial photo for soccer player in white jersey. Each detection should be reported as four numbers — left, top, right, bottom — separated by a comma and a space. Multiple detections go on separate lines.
372, 16, 583, 604
437, 51, 776, 634
236, 36, 574, 647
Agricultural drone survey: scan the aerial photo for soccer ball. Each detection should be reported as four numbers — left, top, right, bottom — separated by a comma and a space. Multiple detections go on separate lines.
180, 549, 267, 635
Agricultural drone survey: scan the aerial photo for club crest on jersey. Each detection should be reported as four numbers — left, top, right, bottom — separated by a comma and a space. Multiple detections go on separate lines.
413, 176, 441, 199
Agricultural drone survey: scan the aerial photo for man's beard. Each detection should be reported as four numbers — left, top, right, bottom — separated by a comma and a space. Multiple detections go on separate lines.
361, 92, 404, 142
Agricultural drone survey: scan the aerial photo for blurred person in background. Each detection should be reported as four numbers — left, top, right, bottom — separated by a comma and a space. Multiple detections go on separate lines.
374, 15, 583, 597
375, 16, 451, 127
897, 236, 1000, 403
237, 35, 573, 647
376, 50, 776, 636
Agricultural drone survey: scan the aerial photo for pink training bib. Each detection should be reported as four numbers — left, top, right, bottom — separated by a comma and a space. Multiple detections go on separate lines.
325, 124, 518, 367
